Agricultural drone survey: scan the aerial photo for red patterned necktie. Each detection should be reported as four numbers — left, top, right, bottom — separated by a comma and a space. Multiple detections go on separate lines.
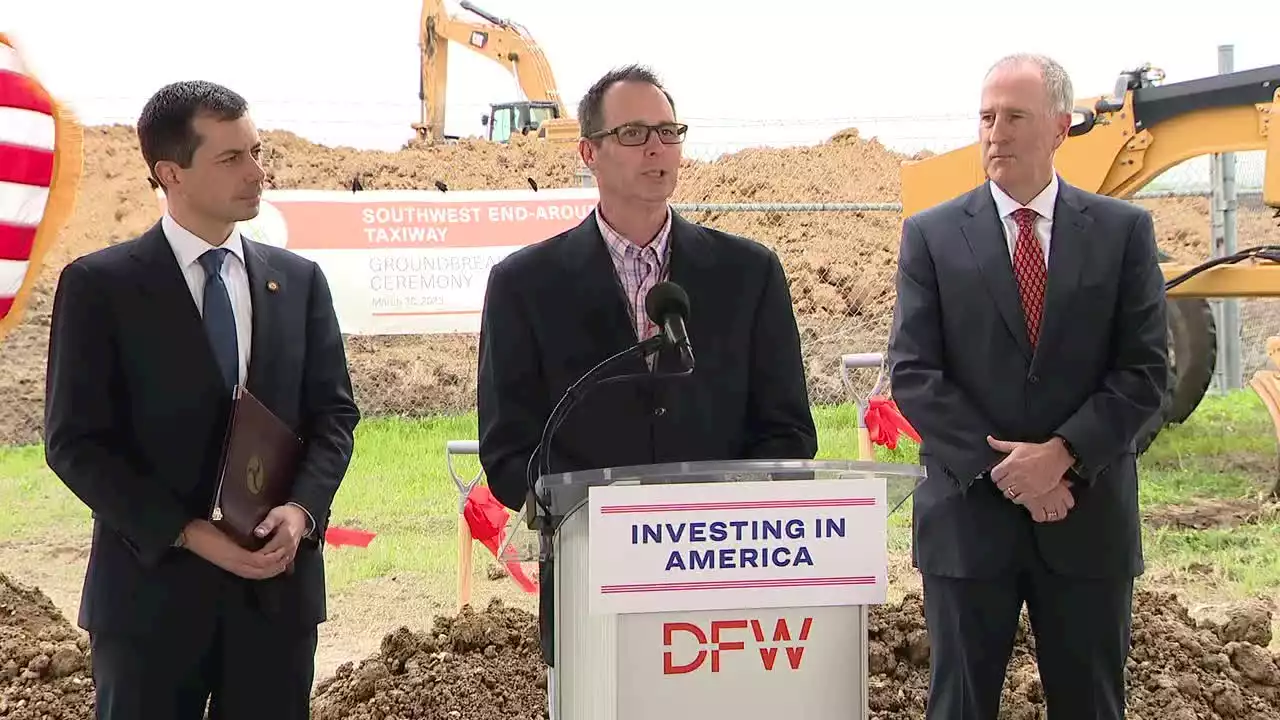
1011, 207, 1047, 348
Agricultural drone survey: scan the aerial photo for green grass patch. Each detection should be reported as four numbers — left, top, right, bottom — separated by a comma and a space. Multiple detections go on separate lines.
1142, 521, 1280, 598
0, 445, 90, 540
2, 391, 1276, 603
1136, 391, 1280, 600
1138, 391, 1276, 505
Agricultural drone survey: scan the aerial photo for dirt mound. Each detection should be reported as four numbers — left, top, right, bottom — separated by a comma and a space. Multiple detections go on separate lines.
0, 573, 93, 719
310, 597, 546, 720
310, 588, 1280, 720
677, 127, 904, 204
1146, 498, 1280, 531
1, 123, 1274, 445
2, 569, 1278, 719
868, 588, 1280, 720
265, 130, 584, 193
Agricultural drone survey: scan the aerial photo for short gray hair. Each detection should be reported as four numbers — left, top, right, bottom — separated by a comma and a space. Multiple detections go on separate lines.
986, 53, 1074, 115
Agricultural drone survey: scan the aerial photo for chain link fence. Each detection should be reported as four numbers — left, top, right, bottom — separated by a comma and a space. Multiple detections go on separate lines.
1, 150, 1276, 448
1241, 299, 1280, 376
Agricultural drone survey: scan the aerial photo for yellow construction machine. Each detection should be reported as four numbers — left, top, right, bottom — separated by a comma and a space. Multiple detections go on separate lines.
899, 62, 1280, 452
413, 0, 580, 144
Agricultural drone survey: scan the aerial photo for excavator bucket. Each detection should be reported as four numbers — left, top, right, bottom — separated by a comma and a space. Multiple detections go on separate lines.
540, 118, 581, 143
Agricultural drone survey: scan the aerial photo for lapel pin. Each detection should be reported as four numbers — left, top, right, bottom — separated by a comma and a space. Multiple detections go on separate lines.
266, 280, 280, 293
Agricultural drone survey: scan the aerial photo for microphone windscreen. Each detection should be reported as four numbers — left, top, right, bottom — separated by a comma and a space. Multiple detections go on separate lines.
645, 281, 690, 325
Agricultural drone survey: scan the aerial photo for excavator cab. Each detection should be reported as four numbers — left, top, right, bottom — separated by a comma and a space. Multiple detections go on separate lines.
481, 100, 564, 143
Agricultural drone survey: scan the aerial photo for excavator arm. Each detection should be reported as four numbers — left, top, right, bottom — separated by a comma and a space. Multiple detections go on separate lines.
899, 63, 1280, 299
414, 0, 573, 142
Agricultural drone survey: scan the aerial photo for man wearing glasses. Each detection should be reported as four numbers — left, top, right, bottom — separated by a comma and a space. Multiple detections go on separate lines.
476, 64, 818, 717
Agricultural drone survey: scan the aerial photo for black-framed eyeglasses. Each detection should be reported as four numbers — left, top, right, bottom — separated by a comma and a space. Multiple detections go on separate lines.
590, 122, 688, 146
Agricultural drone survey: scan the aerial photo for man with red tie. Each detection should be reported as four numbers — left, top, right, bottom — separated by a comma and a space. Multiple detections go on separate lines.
887, 53, 1168, 719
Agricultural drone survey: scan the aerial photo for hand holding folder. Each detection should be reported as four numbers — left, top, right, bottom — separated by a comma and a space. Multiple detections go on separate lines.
209, 386, 305, 552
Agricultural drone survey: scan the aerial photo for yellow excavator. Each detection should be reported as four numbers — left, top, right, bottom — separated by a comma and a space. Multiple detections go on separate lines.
899, 62, 1280, 452
413, 0, 580, 144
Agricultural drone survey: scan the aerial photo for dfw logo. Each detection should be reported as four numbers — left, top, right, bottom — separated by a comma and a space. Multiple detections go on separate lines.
662, 617, 813, 675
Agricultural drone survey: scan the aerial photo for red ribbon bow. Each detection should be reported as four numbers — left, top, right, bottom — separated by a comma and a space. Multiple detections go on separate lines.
463, 484, 538, 593
864, 396, 921, 450
324, 526, 376, 547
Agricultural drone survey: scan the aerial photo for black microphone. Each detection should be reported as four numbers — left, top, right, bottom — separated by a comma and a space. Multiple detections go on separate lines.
522, 283, 696, 669
525, 282, 696, 529
525, 337, 662, 530
522, 329, 663, 669
645, 281, 694, 371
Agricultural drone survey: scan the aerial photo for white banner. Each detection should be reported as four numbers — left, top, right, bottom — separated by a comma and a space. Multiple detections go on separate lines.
587, 478, 888, 615
158, 186, 601, 336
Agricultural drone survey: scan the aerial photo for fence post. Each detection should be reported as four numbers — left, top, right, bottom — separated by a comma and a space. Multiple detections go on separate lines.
1209, 45, 1243, 392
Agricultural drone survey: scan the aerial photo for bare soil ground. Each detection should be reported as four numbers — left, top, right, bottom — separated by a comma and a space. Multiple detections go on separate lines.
1146, 498, 1280, 531
1, 126, 1276, 444
2, 125, 1279, 718
5, 560, 1280, 719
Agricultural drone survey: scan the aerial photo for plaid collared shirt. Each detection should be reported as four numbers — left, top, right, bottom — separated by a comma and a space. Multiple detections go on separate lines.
596, 206, 673, 343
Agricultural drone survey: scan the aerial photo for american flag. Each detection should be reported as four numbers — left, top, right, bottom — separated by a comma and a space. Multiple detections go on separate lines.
0, 34, 58, 331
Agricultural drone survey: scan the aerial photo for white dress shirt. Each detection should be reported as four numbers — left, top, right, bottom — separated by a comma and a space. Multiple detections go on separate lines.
972, 175, 1059, 485
989, 173, 1058, 269
161, 212, 253, 385
161, 213, 316, 539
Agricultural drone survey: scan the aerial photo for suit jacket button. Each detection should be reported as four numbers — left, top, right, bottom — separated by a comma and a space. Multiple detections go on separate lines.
653, 406, 666, 416
1028, 374, 1040, 384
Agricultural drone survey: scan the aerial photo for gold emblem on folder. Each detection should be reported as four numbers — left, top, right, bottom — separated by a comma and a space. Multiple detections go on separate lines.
246, 454, 265, 495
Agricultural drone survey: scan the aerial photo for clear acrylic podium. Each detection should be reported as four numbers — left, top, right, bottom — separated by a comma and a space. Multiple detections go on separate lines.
532, 458, 924, 720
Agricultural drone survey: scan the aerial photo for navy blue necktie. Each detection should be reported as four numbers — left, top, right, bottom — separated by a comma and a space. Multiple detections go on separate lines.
198, 248, 239, 390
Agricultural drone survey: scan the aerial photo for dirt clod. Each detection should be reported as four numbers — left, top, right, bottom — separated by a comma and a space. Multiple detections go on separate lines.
866, 589, 1280, 719
4, 571, 1280, 718
0, 573, 94, 720
310, 598, 547, 720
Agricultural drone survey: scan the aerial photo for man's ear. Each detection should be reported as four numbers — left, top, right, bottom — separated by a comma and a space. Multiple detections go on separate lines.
153, 160, 181, 190
578, 137, 598, 170
1052, 113, 1072, 148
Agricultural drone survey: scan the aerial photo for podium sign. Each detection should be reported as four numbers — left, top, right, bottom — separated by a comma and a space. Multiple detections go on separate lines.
587, 477, 888, 615
542, 460, 919, 720
614, 605, 863, 718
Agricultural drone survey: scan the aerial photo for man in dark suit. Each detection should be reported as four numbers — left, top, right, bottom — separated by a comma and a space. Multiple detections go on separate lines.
478, 63, 817, 512
887, 53, 1168, 719
44, 80, 359, 720
476, 64, 817, 716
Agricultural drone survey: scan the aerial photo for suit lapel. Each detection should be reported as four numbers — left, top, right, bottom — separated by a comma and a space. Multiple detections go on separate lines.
563, 213, 645, 369
960, 185, 1033, 360
128, 223, 227, 390
1031, 184, 1090, 368
241, 238, 282, 395
662, 212, 712, 374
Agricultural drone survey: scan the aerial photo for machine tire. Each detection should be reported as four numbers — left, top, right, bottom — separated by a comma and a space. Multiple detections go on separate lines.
1165, 297, 1217, 424
1135, 250, 1218, 456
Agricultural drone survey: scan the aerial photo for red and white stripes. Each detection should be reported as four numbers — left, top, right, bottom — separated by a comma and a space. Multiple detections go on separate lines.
0, 38, 56, 323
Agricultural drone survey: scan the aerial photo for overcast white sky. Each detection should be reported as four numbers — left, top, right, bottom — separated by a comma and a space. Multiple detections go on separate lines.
5, 1, 1275, 188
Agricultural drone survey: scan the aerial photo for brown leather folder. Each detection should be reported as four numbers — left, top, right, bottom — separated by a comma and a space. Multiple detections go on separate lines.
208, 385, 304, 551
